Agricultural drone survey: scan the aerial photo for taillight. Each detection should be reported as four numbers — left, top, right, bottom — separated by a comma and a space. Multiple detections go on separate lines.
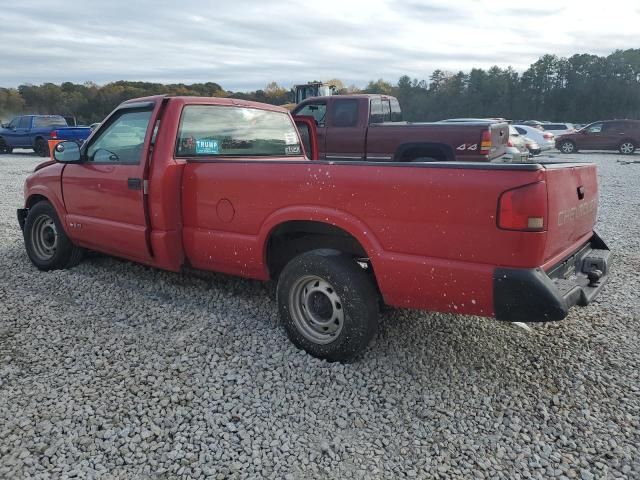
498, 181, 547, 231
507, 139, 513, 147
543, 132, 553, 139
50, 130, 58, 139
480, 130, 492, 155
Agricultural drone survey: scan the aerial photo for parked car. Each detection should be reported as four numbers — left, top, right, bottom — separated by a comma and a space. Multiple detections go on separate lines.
500, 126, 530, 162
556, 120, 640, 154
524, 137, 541, 156
542, 123, 576, 136
522, 120, 545, 130
292, 96, 509, 162
0, 115, 92, 156
514, 125, 555, 151
18, 95, 610, 361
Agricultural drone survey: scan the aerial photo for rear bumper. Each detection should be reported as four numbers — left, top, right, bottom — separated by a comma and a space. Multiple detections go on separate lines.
493, 232, 611, 322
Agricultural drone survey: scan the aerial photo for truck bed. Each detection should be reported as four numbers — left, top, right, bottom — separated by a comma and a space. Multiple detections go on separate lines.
181, 157, 599, 318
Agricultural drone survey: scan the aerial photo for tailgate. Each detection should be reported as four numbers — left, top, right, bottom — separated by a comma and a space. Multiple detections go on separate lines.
487, 122, 508, 160
543, 162, 599, 263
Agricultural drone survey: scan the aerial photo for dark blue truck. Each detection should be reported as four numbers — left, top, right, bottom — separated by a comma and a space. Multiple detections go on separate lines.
0, 115, 92, 156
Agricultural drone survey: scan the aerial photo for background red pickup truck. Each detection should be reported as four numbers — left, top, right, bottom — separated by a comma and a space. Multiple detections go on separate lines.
292, 94, 508, 162
18, 95, 611, 361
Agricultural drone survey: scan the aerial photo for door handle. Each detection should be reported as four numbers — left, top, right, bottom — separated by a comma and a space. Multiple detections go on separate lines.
127, 178, 142, 190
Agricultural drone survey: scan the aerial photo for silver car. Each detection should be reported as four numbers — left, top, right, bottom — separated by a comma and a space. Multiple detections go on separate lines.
514, 125, 555, 151
498, 126, 530, 162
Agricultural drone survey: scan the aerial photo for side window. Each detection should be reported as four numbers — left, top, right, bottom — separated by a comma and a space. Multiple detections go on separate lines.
370, 98, 383, 123
87, 109, 152, 164
606, 121, 625, 133
587, 123, 603, 134
176, 105, 301, 157
295, 102, 327, 126
18, 117, 31, 129
331, 100, 359, 127
515, 127, 526, 135
390, 98, 403, 122
8, 117, 20, 129
381, 99, 391, 122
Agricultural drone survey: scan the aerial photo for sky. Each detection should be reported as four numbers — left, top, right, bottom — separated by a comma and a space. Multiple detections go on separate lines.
1, 0, 639, 91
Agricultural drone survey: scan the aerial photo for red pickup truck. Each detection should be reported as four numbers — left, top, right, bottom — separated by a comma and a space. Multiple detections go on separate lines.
18, 95, 611, 361
292, 94, 509, 162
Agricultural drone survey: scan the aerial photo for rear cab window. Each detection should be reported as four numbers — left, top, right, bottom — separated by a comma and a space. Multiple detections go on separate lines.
33, 116, 67, 128
370, 98, 383, 124
176, 105, 301, 157
390, 98, 402, 122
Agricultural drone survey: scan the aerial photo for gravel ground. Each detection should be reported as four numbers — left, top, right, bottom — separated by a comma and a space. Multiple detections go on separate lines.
1, 149, 639, 479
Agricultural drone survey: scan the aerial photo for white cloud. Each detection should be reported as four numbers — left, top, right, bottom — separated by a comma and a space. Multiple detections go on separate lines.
0, 0, 638, 89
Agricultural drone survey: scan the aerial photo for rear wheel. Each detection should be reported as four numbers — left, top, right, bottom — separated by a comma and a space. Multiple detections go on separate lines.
34, 137, 49, 157
276, 249, 379, 362
559, 140, 576, 154
619, 141, 635, 155
0, 138, 11, 154
23, 201, 84, 271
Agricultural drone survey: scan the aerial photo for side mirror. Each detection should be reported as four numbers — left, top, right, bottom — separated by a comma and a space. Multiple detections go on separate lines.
53, 141, 82, 163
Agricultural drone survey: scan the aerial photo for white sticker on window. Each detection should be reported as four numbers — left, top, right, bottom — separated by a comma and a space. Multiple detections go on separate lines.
284, 132, 298, 145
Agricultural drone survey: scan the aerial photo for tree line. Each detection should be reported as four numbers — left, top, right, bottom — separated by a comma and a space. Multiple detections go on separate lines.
1, 49, 639, 125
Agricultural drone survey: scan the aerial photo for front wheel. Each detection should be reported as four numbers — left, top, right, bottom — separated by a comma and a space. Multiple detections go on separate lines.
23, 201, 84, 271
619, 141, 636, 155
34, 138, 49, 157
276, 249, 379, 362
558, 140, 576, 154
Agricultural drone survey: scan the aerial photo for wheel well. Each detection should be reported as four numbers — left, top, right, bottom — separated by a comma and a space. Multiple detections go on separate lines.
266, 221, 369, 279
26, 194, 48, 208
394, 143, 454, 162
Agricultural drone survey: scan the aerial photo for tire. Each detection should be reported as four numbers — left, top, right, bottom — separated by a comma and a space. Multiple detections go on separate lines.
0, 137, 11, 154
34, 137, 49, 157
558, 140, 576, 154
619, 141, 636, 155
23, 201, 84, 271
276, 249, 379, 362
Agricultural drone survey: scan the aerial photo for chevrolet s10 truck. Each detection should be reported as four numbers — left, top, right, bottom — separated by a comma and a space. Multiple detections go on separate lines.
18, 95, 611, 361
292, 94, 509, 162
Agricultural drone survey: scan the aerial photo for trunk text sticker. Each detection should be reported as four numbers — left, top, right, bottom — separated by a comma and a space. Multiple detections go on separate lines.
285, 145, 301, 155
196, 140, 220, 155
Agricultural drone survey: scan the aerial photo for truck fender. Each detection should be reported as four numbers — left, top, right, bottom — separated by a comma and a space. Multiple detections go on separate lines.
24, 186, 72, 238
258, 206, 384, 265
393, 142, 455, 162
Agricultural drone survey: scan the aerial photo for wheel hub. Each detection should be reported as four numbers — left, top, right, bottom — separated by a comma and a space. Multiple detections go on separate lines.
289, 275, 344, 344
31, 214, 58, 261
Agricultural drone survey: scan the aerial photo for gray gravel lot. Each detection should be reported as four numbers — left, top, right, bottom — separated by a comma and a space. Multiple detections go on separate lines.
1, 149, 639, 479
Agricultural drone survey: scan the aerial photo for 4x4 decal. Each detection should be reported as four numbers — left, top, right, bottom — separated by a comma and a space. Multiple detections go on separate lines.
456, 143, 478, 151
